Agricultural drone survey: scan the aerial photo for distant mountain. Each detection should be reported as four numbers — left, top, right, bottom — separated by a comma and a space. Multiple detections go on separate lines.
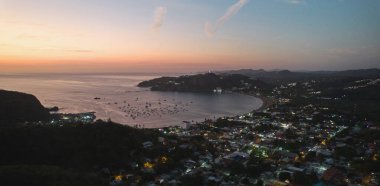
218, 68, 380, 82
331, 68, 380, 77
0, 90, 50, 123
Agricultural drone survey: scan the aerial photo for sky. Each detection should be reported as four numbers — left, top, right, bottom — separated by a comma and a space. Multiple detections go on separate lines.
0, 0, 379, 73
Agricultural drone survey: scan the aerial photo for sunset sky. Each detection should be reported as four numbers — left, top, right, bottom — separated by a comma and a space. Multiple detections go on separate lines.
0, 0, 379, 73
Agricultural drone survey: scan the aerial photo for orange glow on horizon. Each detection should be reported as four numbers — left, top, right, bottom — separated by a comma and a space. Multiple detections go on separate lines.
0, 9, 267, 73
0, 0, 379, 73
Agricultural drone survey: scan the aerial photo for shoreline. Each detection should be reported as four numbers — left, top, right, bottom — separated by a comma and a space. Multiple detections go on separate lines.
96, 91, 272, 128
99, 91, 274, 127
236, 91, 273, 112
254, 94, 274, 111
50, 90, 273, 128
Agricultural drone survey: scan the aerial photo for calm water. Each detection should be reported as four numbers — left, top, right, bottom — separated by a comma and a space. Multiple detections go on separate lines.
0, 73, 262, 128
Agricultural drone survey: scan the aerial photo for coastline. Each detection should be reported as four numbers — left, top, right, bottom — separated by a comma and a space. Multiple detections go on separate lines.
256, 94, 273, 111
241, 92, 273, 112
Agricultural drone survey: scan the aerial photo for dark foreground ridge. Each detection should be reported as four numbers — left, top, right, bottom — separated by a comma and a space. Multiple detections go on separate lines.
0, 89, 50, 123
0, 120, 161, 186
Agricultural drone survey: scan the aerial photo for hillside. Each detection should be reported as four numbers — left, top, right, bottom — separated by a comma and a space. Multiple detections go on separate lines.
218, 68, 380, 83
0, 89, 50, 123
138, 73, 270, 92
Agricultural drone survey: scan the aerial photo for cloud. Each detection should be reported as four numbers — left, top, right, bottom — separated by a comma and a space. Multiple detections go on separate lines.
204, 0, 248, 37
62, 49, 93, 53
283, 0, 304, 4
152, 6, 167, 31
0, 43, 93, 53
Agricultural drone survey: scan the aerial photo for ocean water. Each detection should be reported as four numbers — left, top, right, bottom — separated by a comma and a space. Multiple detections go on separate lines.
0, 73, 262, 128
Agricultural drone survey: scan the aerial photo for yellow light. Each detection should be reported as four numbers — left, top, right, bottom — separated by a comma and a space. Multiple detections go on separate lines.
144, 162, 154, 169
295, 156, 299, 161
321, 140, 326, 145
160, 156, 168, 164
362, 175, 372, 185
114, 175, 123, 182
372, 154, 379, 161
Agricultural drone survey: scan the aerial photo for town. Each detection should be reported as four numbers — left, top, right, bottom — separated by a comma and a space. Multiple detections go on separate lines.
107, 76, 380, 186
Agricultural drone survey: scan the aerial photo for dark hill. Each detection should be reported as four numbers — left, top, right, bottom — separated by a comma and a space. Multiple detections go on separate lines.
0, 121, 160, 170
219, 68, 380, 83
332, 68, 380, 77
138, 73, 269, 92
0, 89, 50, 123
0, 121, 161, 185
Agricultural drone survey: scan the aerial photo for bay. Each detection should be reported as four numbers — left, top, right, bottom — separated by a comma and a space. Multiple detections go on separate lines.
0, 73, 262, 128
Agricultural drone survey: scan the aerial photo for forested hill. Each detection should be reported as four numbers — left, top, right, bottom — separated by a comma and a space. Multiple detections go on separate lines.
217, 68, 380, 83
138, 73, 269, 92
0, 89, 50, 124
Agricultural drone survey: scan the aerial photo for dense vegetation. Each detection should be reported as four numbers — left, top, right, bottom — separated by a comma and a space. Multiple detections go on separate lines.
0, 121, 161, 185
0, 165, 108, 186
219, 68, 380, 83
0, 121, 159, 169
138, 73, 269, 92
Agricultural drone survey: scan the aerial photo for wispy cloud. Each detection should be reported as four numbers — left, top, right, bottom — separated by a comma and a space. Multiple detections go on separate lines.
0, 43, 94, 53
204, 0, 248, 37
152, 6, 167, 32
282, 0, 304, 4
62, 49, 94, 53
